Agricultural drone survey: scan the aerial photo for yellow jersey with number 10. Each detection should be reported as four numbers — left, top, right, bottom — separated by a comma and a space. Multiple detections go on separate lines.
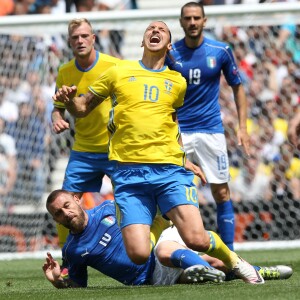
54, 51, 120, 153
89, 60, 187, 166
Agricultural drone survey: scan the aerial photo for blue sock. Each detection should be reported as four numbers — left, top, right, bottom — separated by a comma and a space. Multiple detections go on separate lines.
170, 249, 211, 269
216, 200, 235, 251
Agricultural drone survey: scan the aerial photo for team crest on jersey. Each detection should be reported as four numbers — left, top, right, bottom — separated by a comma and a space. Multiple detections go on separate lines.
128, 76, 136, 82
101, 216, 115, 226
164, 80, 173, 94
232, 66, 238, 75
207, 57, 216, 69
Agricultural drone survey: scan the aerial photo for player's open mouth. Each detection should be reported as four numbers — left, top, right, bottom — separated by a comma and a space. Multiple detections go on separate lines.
150, 36, 161, 44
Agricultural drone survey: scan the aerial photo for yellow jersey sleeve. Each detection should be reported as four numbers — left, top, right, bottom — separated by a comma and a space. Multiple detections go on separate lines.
88, 66, 117, 101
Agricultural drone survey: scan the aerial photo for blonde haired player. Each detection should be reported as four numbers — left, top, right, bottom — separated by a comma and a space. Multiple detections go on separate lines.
51, 18, 119, 248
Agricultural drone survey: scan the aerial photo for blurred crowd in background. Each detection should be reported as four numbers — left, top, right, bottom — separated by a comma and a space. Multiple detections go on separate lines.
0, 0, 137, 16
0, 0, 299, 213
0, 0, 299, 16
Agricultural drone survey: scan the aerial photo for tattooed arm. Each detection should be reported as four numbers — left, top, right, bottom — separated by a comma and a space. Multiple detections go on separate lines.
52, 85, 106, 118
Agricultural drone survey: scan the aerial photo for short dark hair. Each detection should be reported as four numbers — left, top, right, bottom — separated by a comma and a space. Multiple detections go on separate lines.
181, 2, 205, 18
46, 189, 74, 211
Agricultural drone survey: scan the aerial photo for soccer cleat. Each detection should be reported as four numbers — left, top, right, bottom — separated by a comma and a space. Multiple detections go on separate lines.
233, 256, 264, 284
181, 265, 226, 284
258, 265, 293, 280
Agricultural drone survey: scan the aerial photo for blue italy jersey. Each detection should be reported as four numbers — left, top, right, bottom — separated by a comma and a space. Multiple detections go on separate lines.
62, 200, 154, 287
166, 37, 242, 133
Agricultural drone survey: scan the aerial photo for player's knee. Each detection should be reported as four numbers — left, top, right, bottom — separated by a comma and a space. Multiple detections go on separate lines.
183, 233, 210, 252
155, 244, 171, 266
211, 183, 230, 202
127, 249, 150, 265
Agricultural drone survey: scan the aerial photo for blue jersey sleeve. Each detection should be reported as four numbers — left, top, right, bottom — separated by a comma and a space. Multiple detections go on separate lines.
220, 45, 242, 87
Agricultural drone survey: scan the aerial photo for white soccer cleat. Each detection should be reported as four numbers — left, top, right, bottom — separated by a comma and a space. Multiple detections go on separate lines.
233, 256, 264, 284
180, 265, 225, 284
258, 265, 293, 280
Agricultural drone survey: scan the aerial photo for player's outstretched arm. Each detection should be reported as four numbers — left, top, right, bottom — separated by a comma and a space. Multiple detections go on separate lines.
42, 252, 81, 289
52, 85, 105, 118
232, 84, 250, 157
52, 85, 86, 118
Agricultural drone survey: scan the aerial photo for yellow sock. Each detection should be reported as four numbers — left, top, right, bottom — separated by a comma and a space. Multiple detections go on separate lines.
205, 231, 238, 269
150, 215, 171, 251
56, 223, 69, 249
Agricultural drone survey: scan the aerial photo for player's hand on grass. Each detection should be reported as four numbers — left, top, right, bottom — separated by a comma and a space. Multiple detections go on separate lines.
42, 252, 62, 283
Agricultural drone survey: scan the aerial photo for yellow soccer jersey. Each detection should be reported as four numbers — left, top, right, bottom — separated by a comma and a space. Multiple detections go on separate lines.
89, 60, 187, 166
54, 51, 119, 152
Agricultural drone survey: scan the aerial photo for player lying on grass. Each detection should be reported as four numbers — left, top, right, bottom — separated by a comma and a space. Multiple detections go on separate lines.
42, 190, 292, 288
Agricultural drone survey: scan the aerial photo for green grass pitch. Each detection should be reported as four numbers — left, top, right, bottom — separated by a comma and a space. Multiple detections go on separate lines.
0, 248, 299, 300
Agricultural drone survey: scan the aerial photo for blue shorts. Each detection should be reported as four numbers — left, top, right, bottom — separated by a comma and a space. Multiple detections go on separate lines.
111, 163, 199, 228
62, 150, 116, 193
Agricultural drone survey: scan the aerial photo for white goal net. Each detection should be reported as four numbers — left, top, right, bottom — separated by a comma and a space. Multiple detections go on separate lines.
0, 2, 300, 258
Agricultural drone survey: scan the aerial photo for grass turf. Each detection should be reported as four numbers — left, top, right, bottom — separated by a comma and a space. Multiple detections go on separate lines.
0, 248, 299, 300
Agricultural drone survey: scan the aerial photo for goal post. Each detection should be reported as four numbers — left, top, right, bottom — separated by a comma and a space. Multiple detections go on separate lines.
0, 2, 300, 259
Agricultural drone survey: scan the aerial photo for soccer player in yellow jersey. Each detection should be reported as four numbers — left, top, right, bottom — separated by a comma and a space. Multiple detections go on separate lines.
53, 21, 264, 284
51, 18, 120, 247
52, 18, 120, 195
